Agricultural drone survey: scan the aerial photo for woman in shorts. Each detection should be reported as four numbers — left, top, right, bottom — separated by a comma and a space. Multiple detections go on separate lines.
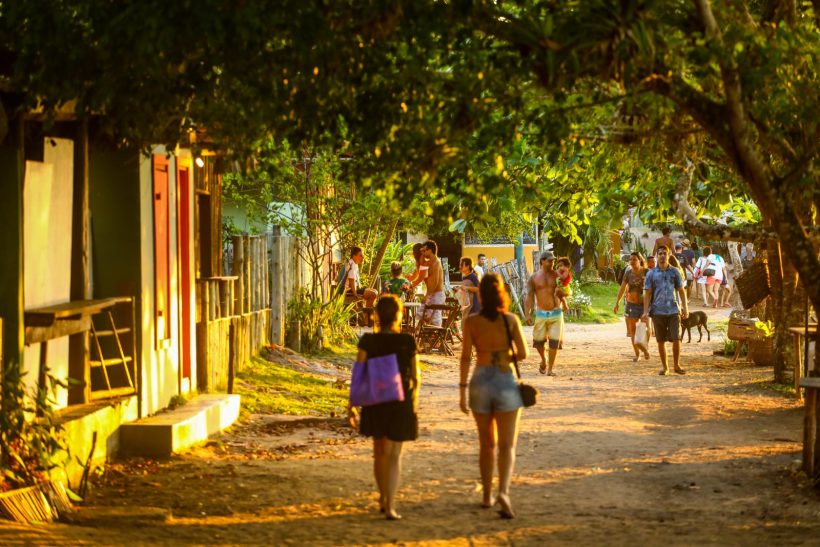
613, 252, 650, 361
459, 272, 527, 519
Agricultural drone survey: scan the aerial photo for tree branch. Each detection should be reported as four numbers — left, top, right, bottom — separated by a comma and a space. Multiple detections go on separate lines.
672, 156, 772, 242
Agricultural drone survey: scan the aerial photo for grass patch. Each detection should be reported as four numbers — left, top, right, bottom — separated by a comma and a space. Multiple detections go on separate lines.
236, 355, 348, 418
569, 282, 622, 324
753, 380, 796, 397
303, 344, 358, 366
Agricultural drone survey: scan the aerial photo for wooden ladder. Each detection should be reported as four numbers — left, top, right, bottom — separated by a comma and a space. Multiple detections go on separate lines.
89, 308, 135, 399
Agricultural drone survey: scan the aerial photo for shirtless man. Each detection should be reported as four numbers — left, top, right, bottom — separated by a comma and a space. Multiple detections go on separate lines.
525, 251, 566, 376
411, 240, 445, 326
652, 226, 675, 257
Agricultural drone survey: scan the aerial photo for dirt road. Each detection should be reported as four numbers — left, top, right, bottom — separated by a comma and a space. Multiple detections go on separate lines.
3, 306, 820, 545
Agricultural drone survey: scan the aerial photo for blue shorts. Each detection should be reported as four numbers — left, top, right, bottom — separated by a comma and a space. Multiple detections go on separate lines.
625, 302, 644, 319
469, 365, 523, 414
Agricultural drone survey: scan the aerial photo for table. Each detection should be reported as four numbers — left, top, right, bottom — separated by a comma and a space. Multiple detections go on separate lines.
402, 302, 424, 331
789, 324, 818, 398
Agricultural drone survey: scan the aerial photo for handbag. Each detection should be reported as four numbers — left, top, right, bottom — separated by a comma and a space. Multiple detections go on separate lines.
502, 315, 538, 407
349, 353, 405, 407
702, 267, 716, 277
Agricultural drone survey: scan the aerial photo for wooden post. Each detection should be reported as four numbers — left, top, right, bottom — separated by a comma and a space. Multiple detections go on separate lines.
243, 236, 251, 314
68, 118, 91, 405
270, 235, 284, 345
805, 388, 818, 476
232, 235, 244, 316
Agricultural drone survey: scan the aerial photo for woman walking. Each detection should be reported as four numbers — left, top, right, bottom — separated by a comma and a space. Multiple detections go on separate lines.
352, 295, 420, 520
459, 272, 528, 519
694, 246, 722, 306
613, 252, 650, 361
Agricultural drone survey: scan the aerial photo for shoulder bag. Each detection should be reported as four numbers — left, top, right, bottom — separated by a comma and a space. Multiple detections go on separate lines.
502, 315, 538, 407
349, 351, 405, 407
702, 260, 716, 277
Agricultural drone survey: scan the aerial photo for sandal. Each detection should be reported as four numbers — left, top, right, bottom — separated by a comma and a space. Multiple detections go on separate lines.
674, 368, 686, 375
539, 363, 547, 374
659, 369, 669, 376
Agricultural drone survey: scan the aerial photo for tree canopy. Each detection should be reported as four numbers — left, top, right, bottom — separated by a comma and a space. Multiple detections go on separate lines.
2, 1, 818, 308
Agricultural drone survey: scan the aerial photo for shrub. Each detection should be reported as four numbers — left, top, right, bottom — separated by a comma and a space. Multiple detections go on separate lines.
287, 289, 358, 352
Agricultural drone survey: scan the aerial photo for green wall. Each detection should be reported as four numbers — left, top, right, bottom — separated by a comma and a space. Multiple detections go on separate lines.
88, 147, 142, 300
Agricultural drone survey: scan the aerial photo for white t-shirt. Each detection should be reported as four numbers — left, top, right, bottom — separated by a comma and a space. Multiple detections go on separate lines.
473, 265, 485, 279
696, 254, 724, 282
346, 259, 360, 290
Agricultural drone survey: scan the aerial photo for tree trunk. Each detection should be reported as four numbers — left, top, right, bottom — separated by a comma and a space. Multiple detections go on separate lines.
368, 218, 400, 290
581, 239, 600, 280
767, 241, 805, 383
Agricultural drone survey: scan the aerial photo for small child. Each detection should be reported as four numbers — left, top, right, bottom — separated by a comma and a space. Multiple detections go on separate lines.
383, 261, 411, 297
555, 257, 573, 312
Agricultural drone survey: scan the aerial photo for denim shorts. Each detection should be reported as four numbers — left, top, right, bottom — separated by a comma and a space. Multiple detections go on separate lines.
625, 302, 644, 319
469, 365, 523, 414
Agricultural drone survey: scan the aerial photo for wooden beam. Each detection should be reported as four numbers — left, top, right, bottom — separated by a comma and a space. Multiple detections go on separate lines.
68, 119, 91, 404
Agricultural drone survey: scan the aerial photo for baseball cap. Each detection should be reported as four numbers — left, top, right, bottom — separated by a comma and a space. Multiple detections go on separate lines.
540, 251, 555, 261
675, 243, 683, 249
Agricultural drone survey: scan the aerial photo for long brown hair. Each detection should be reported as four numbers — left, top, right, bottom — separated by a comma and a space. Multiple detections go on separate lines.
478, 272, 510, 321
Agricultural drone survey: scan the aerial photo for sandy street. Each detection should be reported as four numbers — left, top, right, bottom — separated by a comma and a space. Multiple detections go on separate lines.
2, 305, 820, 546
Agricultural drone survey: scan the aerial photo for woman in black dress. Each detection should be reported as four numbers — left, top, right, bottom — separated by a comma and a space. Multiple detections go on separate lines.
351, 295, 419, 520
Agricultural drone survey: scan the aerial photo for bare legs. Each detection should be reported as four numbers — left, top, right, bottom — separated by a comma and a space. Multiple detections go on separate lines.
373, 438, 404, 519
536, 345, 547, 374
626, 318, 649, 361
657, 340, 684, 375
547, 348, 558, 376
473, 409, 522, 517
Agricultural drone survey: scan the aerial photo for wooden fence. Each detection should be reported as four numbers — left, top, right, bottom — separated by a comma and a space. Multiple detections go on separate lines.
268, 234, 312, 349
196, 235, 271, 392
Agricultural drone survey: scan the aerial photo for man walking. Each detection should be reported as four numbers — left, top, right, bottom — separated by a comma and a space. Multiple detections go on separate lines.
411, 240, 445, 326
652, 226, 675, 257
525, 251, 565, 376
642, 246, 689, 375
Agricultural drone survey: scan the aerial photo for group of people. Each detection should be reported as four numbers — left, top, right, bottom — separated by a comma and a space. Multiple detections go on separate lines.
612, 230, 739, 375
347, 245, 577, 520
650, 228, 734, 308
345, 234, 749, 521
348, 274, 529, 521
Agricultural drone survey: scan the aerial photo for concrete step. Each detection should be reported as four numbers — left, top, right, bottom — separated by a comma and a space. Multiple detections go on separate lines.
119, 394, 240, 457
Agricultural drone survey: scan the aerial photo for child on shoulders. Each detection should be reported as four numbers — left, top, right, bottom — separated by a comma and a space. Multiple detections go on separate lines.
555, 257, 573, 312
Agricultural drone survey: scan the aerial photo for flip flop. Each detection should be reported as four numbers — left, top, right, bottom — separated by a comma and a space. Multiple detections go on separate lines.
547, 371, 557, 376
674, 368, 686, 375
539, 363, 547, 374
659, 369, 669, 376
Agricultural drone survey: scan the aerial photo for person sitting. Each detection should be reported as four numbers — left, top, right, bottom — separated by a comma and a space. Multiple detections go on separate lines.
345, 246, 379, 308
383, 261, 411, 298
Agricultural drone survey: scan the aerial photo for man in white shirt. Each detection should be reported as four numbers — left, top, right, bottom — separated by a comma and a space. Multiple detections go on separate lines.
345, 246, 378, 307
473, 253, 487, 279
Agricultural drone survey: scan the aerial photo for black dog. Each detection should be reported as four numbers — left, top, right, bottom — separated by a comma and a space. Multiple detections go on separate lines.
681, 311, 710, 343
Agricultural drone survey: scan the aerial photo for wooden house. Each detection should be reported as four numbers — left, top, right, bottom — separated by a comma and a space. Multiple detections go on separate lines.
0, 116, 262, 485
